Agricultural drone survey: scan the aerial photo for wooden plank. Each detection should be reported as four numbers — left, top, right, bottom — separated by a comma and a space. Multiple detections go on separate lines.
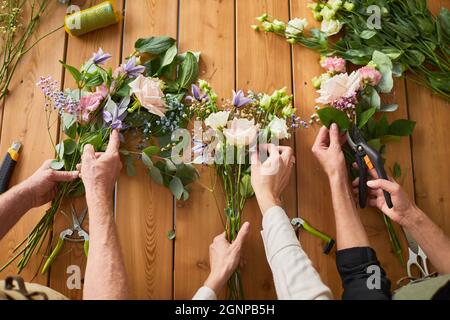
48, 0, 124, 299
236, 0, 295, 299
290, 1, 414, 298
407, 0, 450, 270
174, 0, 235, 299
115, 0, 177, 299
0, 1, 67, 284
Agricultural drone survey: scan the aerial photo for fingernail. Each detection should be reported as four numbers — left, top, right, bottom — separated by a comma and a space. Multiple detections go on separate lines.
367, 181, 375, 187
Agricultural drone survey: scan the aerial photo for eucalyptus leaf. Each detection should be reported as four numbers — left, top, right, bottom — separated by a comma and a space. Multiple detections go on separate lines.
167, 230, 176, 240
50, 160, 65, 170
360, 30, 377, 40
149, 166, 163, 185
169, 176, 184, 200
63, 139, 77, 155
380, 104, 399, 112
141, 152, 153, 168
142, 145, 160, 157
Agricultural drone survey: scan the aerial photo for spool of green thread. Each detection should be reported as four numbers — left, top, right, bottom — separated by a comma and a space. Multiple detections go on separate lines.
64, 1, 120, 37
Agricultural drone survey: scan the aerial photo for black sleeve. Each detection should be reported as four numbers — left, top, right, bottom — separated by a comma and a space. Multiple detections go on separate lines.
336, 247, 392, 300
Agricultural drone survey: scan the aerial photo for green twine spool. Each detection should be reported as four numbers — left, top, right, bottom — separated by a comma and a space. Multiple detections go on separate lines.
64, 1, 120, 37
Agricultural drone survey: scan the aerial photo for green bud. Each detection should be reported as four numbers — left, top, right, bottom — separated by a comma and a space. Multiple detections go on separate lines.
313, 11, 323, 21
259, 94, 271, 111
311, 76, 322, 89
282, 104, 296, 118
262, 21, 274, 32
272, 19, 286, 32
286, 38, 297, 44
280, 95, 291, 106
256, 13, 269, 23
320, 6, 335, 21
307, 2, 319, 11
251, 24, 260, 31
367, 61, 378, 69
343, 1, 355, 11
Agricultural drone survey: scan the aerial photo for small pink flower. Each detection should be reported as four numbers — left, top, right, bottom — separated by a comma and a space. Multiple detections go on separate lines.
320, 56, 346, 74
358, 66, 382, 86
78, 86, 108, 122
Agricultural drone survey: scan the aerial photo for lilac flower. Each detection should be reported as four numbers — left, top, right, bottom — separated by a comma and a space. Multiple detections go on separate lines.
91, 48, 112, 65
123, 57, 145, 78
332, 93, 358, 112
291, 114, 308, 129
37, 76, 78, 114
186, 84, 208, 103
103, 97, 129, 130
232, 90, 253, 108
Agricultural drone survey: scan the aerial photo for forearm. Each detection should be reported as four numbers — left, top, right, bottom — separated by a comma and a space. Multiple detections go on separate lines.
329, 172, 370, 250
262, 206, 332, 300
0, 183, 33, 240
83, 194, 129, 299
402, 207, 450, 274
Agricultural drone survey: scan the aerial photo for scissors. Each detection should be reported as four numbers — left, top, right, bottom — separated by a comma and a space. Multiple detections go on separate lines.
41, 205, 89, 274
291, 217, 335, 254
347, 124, 393, 209
405, 230, 429, 279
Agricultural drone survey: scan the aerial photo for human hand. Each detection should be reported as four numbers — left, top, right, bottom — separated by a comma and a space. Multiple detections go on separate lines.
352, 168, 416, 226
312, 124, 347, 180
204, 222, 250, 295
78, 130, 122, 205
20, 160, 79, 208
250, 145, 295, 214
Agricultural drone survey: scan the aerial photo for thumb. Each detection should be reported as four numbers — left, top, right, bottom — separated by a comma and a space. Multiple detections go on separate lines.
329, 123, 340, 146
367, 179, 399, 194
250, 151, 260, 167
232, 222, 250, 249
82, 144, 96, 163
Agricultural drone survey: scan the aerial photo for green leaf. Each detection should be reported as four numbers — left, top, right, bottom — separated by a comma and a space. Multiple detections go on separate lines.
141, 152, 153, 168
124, 154, 136, 176
388, 120, 416, 136
169, 176, 184, 200
381, 104, 398, 112
142, 145, 160, 157
157, 44, 178, 74
372, 51, 393, 93
50, 160, 65, 170
135, 36, 176, 55
380, 135, 402, 144
360, 30, 377, 39
358, 107, 376, 128
83, 73, 103, 88
177, 52, 199, 90
55, 143, 64, 159
393, 163, 402, 179
375, 115, 389, 137
63, 139, 77, 155
149, 166, 163, 185
167, 230, 176, 240
381, 48, 403, 60
317, 107, 350, 131
165, 159, 177, 172
178, 51, 201, 63
239, 174, 254, 199
61, 113, 77, 139
367, 139, 381, 152
60, 61, 81, 83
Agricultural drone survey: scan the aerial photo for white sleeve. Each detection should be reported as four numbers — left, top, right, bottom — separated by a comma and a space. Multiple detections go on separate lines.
192, 286, 217, 300
261, 206, 333, 300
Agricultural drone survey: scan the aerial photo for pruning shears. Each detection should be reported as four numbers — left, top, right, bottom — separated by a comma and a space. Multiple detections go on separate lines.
291, 217, 335, 254
42, 205, 89, 274
347, 124, 393, 209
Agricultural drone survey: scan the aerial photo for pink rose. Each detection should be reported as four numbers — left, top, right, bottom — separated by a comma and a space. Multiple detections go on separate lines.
320, 56, 346, 74
129, 75, 166, 117
316, 71, 362, 105
78, 85, 109, 121
358, 66, 382, 86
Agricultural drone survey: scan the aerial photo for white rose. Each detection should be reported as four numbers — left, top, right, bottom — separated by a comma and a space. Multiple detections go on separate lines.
204, 111, 230, 130
129, 75, 167, 117
269, 116, 290, 140
316, 71, 361, 104
223, 118, 258, 146
286, 18, 308, 37
320, 19, 343, 36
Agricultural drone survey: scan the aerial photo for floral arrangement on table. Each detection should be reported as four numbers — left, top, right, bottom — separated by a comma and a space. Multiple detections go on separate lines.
188, 80, 307, 299
307, 52, 416, 262
253, 0, 450, 101
0, 36, 200, 273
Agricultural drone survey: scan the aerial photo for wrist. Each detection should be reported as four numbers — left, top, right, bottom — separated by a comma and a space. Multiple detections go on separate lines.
204, 272, 227, 295
398, 205, 425, 229
328, 168, 348, 184
15, 182, 36, 210
255, 192, 281, 215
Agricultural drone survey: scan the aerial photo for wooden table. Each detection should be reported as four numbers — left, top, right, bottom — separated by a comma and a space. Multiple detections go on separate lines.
0, 0, 448, 300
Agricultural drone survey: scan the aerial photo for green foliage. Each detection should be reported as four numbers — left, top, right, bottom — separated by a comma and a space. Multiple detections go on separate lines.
317, 107, 350, 131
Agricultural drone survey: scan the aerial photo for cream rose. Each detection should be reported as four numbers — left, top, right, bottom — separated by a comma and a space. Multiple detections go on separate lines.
223, 118, 258, 146
321, 19, 343, 36
269, 116, 290, 140
316, 71, 362, 104
129, 75, 167, 117
205, 111, 230, 130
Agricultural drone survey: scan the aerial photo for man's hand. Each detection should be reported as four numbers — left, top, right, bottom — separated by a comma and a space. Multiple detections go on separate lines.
352, 169, 416, 226
204, 222, 250, 295
20, 160, 79, 208
251, 145, 295, 214
78, 130, 122, 206
312, 124, 347, 179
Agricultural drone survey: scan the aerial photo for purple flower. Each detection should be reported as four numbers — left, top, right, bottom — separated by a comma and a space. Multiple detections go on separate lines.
123, 57, 145, 78
103, 97, 128, 130
332, 93, 358, 111
186, 84, 208, 102
232, 90, 252, 108
92, 48, 112, 65
37, 76, 78, 114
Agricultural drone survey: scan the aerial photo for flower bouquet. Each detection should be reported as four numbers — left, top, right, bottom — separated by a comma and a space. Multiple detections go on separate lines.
311, 54, 416, 262
253, 0, 450, 101
0, 36, 200, 273
188, 81, 306, 299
